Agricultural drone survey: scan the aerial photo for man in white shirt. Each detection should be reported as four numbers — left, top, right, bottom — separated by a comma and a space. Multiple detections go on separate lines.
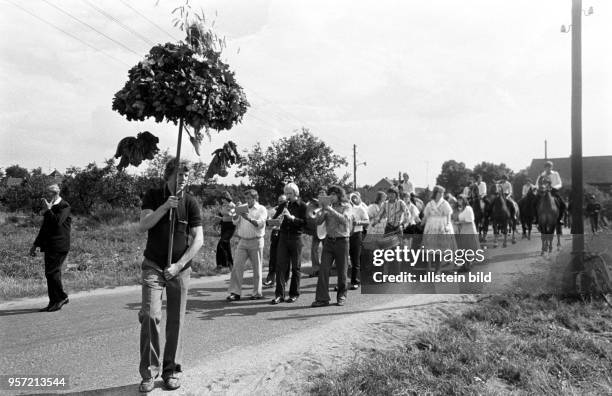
475, 174, 487, 199
535, 161, 566, 226
494, 174, 517, 219
400, 173, 415, 195
227, 189, 268, 301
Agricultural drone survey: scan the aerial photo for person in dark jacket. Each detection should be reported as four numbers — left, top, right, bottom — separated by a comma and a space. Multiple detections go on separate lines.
263, 194, 288, 287
29, 184, 72, 312
271, 183, 307, 304
215, 191, 236, 272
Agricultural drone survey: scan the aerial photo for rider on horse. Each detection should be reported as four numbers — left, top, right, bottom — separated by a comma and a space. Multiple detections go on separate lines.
535, 161, 567, 226
521, 178, 536, 198
493, 174, 517, 218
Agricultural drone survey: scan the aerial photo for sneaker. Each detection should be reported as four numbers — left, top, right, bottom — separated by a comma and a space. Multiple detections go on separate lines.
311, 300, 330, 308
286, 296, 298, 303
139, 378, 155, 393
163, 376, 180, 390
270, 296, 284, 305
250, 294, 263, 300
263, 279, 274, 287
337, 297, 346, 306
349, 283, 360, 290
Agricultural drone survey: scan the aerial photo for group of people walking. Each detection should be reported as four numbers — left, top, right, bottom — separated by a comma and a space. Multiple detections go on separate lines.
27, 158, 608, 393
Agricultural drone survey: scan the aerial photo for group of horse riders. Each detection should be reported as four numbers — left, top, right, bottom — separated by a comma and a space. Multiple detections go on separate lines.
458, 161, 567, 229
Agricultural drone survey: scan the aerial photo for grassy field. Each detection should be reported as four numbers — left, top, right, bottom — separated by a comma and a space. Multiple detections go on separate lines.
0, 210, 312, 301
308, 294, 612, 395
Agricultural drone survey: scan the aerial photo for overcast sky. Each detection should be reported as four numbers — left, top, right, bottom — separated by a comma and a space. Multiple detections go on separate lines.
1, 0, 610, 187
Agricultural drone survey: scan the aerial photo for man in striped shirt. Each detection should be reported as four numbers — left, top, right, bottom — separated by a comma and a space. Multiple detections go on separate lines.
226, 189, 269, 301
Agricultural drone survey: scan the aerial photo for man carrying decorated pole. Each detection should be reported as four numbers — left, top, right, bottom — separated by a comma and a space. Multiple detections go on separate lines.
137, 158, 203, 392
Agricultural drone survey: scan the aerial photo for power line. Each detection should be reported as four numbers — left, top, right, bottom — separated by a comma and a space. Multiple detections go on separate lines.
118, 0, 181, 42
40, 0, 141, 56
82, 0, 156, 46
2, 0, 130, 67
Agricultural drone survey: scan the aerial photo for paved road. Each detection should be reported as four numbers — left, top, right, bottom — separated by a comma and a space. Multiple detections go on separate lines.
1, 231, 565, 394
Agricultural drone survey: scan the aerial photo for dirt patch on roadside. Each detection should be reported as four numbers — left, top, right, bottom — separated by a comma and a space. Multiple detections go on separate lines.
159, 294, 478, 395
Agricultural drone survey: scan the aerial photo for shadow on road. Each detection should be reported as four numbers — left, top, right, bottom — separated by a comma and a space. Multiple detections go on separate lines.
0, 307, 42, 316
267, 299, 465, 322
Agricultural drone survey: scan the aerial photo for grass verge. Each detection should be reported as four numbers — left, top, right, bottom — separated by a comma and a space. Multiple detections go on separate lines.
308, 294, 612, 395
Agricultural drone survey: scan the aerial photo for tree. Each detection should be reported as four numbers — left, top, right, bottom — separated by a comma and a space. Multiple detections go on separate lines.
435, 160, 472, 195
5, 164, 29, 179
237, 128, 349, 203
112, 7, 249, 170
144, 148, 172, 181
472, 162, 515, 185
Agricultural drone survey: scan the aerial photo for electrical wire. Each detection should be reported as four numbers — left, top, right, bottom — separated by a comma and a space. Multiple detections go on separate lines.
118, 0, 181, 42
82, 0, 156, 46
2, 0, 130, 67
40, 0, 141, 56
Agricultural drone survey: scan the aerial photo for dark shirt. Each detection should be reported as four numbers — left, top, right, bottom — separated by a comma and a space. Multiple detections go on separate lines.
586, 202, 601, 215
279, 200, 307, 235
34, 199, 71, 253
142, 186, 202, 269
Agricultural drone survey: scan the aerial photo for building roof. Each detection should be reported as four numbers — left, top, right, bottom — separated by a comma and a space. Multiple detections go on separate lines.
528, 156, 612, 186
372, 177, 394, 190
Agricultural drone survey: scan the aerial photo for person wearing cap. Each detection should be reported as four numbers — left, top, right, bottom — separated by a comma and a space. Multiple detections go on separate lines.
227, 189, 268, 302
263, 194, 289, 287
271, 183, 307, 304
535, 161, 566, 226
136, 158, 203, 392
348, 192, 369, 290
215, 191, 236, 272
372, 187, 408, 234
29, 184, 72, 313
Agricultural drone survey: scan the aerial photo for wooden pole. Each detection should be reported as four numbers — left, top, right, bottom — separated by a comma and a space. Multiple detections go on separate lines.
570, 0, 585, 278
167, 118, 184, 268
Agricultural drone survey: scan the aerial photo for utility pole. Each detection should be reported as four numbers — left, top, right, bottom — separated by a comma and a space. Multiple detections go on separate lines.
570, 0, 584, 270
544, 139, 548, 159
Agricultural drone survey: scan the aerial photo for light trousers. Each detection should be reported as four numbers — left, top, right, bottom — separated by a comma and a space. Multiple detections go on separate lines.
229, 237, 264, 297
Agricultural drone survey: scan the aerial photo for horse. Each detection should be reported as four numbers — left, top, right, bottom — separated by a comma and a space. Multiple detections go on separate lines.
518, 188, 537, 240
489, 184, 513, 248
468, 184, 488, 243
536, 179, 560, 256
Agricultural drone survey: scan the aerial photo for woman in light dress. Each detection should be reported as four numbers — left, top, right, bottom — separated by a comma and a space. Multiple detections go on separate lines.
453, 194, 480, 271
367, 191, 387, 235
421, 185, 457, 273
